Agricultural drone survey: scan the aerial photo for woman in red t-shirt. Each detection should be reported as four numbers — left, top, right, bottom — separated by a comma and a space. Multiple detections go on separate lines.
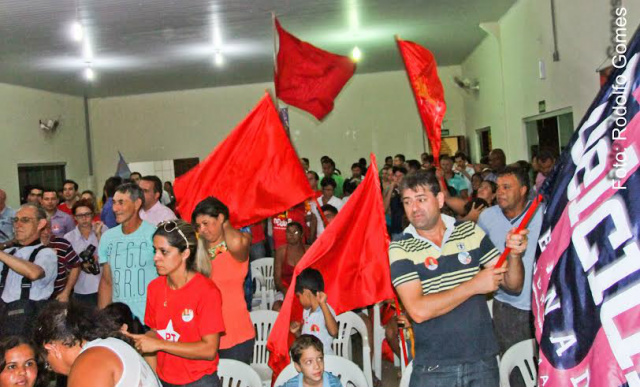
192, 197, 255, 364
128, 219, 225, 387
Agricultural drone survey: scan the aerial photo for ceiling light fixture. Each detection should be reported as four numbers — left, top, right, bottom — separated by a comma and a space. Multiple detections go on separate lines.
82, 41, 93, 62
84, 67, 94, 82
214, 51, 224, 67
351, 46, 362, 62
71, 21, 84, 42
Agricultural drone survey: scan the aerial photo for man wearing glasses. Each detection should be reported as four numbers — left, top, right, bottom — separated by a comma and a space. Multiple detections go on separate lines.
97, 183, 157, 322
0, 203, 57, 336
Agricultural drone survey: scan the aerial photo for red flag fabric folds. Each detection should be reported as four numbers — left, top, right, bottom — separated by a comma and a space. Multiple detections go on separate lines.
173, 93, 313, 227
267, 154, 395, 377
274, 18, 356, 120
396, 38, 446, 164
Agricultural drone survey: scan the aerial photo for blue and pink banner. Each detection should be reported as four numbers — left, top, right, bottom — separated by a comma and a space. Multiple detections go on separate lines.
533, 26, 640, 387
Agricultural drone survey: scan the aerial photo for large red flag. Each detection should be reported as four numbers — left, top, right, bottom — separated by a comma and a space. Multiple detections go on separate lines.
173, 93, 314, 227
267, 154, 395, 377
396, 37, 446, 164
274, 18, 356, 120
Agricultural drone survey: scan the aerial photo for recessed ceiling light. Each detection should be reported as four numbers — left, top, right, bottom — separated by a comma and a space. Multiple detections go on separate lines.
71, 21, 84, 42
351, 46, 362, 62
84, 67, 94, 82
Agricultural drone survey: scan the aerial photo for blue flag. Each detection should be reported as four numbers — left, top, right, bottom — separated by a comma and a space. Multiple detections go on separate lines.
115, 151, 131, 179
533, 26, 640, 387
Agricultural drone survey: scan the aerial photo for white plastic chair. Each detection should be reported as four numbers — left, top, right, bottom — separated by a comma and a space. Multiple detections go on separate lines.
218, 359, 263, 387
274, 355, 369, 387
499, 339, 538, 387
251, 258, 275, 310
251, 267, 274, 311
250, 310, 279, 387
399, 361, 413, 387
333, 311, 373, 387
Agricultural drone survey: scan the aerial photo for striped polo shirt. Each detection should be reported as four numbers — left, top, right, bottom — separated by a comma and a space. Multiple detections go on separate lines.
49, 236, 81, 296
389, 214, 500, 366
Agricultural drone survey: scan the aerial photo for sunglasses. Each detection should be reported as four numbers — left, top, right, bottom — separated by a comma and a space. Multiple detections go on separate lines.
74, 212, 93, 219
158, 220, 190, 248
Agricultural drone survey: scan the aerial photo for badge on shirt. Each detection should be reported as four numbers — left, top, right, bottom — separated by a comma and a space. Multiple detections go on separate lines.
310, 324, 320, 333
182, 309, 194, 322
456, 242, 466, 251
424, 257, 438, 271
458, 251, 472, 265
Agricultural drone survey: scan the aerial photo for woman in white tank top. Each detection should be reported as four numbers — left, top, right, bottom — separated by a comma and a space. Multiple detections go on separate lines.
32, 301, 161, 387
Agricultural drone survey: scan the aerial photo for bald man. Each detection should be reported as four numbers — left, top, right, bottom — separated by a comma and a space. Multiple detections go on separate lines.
0, 189, 16, 247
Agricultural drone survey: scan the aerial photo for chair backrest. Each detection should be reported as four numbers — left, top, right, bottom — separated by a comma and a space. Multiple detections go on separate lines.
251, 257, 275, 291
250, 310, 279, 366
499, 339, 538, 387
274, 356, 369, 387
333, 311, 373, 387
218, 359, 263, 387
399, 361, 413, 387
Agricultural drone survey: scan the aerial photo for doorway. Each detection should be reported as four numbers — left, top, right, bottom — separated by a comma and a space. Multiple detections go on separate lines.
524, 109, 574, 160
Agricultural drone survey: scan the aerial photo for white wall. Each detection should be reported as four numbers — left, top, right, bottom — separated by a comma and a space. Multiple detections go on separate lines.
0, 83, 87, 208
461, 0, 640, 163
89, 67, 465, 188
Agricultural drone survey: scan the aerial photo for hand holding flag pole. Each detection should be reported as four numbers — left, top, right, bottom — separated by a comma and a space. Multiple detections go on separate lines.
495, 194, 543, 268
393, 298, 410, 366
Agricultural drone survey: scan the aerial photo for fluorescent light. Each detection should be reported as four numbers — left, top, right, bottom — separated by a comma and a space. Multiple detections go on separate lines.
351, 46, 362, 61
84, 67, 94, 81
82, 41, 93, 61
71, 21, 84, 42
214, 51, 224, 66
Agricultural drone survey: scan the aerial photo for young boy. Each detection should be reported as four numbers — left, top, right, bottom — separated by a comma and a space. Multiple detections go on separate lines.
290, 268, 338, 355
278, 335, 342, 387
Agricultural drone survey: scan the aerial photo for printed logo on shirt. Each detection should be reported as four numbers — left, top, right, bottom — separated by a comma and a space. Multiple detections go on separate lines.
310, 324, 320, 333
182, 308, 194, 322
158, 320, 180, 342
456, 242, 466, 251
424, 257, 438, 271
458, 251, 472, 265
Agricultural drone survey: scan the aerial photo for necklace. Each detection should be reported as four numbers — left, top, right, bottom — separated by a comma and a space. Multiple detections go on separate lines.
207, 241, 227, 259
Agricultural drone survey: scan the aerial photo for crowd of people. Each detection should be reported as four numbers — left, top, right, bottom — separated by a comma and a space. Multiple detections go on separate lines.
0, 147, 557, 387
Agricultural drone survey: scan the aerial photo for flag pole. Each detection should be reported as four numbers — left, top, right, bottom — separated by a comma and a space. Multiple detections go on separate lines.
393, 297, 410, 366
495, 194, 543, 268
272, 12, 279, 101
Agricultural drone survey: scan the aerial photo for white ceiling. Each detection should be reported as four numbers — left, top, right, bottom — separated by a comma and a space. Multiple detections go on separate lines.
0, 0, 516, 97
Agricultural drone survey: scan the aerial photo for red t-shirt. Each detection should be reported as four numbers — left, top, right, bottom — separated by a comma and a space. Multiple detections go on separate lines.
271, 203, 308, 249
145, 273, 225, 385
58, 202, 73, 216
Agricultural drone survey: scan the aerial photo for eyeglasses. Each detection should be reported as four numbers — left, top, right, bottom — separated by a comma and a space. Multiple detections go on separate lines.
11, 217, 37, 224
75, 212, 93, 219
158, 220, 190, 248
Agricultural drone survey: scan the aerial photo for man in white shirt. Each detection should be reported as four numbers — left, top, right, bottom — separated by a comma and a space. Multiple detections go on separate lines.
312, 177, 343, 237
139, 175, 176, 225
0, 203, 57, 336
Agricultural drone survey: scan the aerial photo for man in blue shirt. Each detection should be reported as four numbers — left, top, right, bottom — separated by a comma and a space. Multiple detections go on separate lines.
478, 166, 544, 357
97, 183, 157, 321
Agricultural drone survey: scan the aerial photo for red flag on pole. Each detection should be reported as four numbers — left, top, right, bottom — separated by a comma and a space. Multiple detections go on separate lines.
396, 37, 446, 164
267, 153, 395, 378
274, 18, 356, 120
173, 93, 314, 227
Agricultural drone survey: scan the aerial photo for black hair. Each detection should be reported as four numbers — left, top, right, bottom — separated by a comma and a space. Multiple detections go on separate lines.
385, 156, 393, 163
320, 156, 330, 164
100, 303, 145, 334
153, 220, 199, 272
321, 204, 338, 216
290, 334, 324, 364
497, 165, 531, 195
438, 154, 453, 162
538, 148, 556, 162
141, 175, 163, 194
399, 169, 441, 196
464, 198, 489, 216
0, 336, 48, 387
81, 189, 95, 198
42, 187, 57, 195
407, 160, 421, 171
191, 196, 230, 223
287, 221, 304, 235
33, 301, 130, 349
321, 159, 336, 169
71, 198, 95, 215
392, 166, 408, 175
301, 158, 310, 164
130, 172, 142, 179
295, 268, 325, 295
512, 160, 532, 175
103, 176, 123, 198
343, 179, 358, 196
307, 171, 320, 181
422, 154, 435, 163
453, 152, 469, 162
63, 180, 79, 191
394, 154, 406, 162
320, 177, 337, 189
115, 182, 145, 208
351, 163, 362, 171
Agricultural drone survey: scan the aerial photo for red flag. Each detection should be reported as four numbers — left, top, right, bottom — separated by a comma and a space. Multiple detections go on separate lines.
267, 153, 395, 377
396, 38, 446, 164
274, 18, 356, 120
173, 93, 314, 227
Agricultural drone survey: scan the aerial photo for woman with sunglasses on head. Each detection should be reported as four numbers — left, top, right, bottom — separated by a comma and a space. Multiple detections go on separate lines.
127, 219, 225, 387
0, 336, 47, 387
33, 301, 161, 387
191, 197, 255, 364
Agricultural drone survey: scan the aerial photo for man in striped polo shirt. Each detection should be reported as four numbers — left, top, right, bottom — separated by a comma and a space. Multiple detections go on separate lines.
41, 218, 81, 301
389, 170, 528, 387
